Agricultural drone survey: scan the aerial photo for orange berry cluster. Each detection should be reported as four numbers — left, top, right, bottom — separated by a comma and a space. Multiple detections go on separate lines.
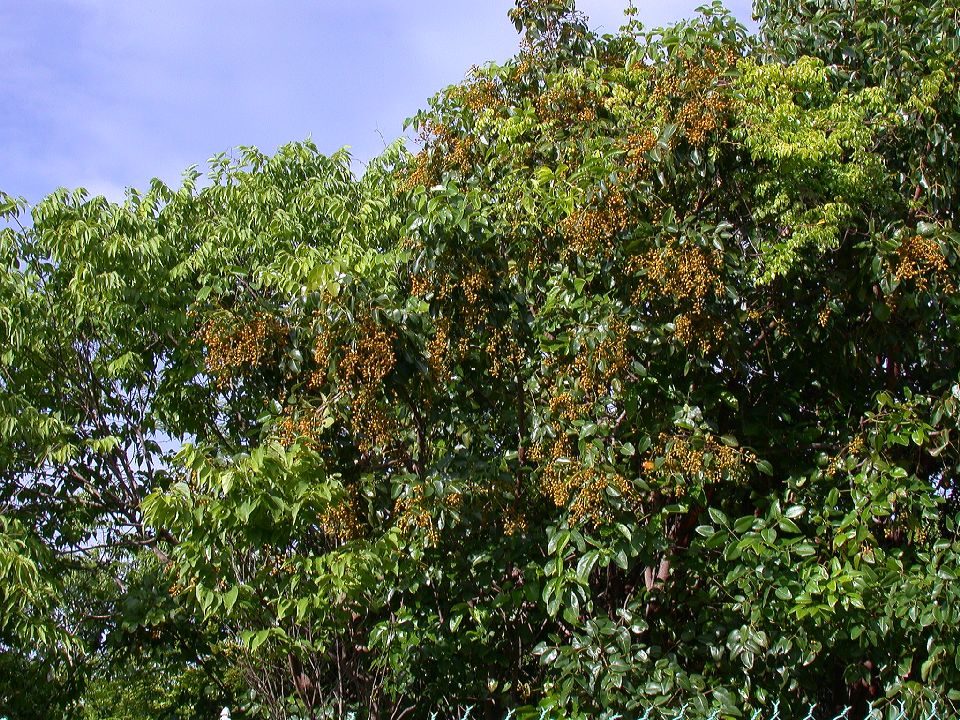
456, 69, 502, 114
511, 43, 535, 79
535, 83, 597, 125
893, 235, 950, 291
444, 135, 475, 177
652, 74, 683, 104
277, 406, 328, 447
419, 118, 475, 177
560, 188, 629, 257
644, 433, 754, 496
200, 312, 286, 388
678, 94, 728, 146
399, 150, 435, 193
308, 326, 333, 389
651, 50, 733, 146
417, 118, 455, 146
349, 388, 396, 454
339, 319, 397, 390
410, 272, 432, 298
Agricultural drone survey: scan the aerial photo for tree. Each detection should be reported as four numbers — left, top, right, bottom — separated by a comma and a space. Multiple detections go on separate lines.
0, 141, 373, 716
5, 0, 960, 718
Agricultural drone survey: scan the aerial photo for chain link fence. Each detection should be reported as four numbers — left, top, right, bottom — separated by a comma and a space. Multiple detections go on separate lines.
211, 701, 953, 720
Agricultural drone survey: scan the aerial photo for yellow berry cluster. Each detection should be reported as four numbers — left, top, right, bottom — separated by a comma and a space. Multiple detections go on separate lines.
455, 334, 473, 359
394, 484, 440, 545
548, 391, 581, 423
881, 514, 934, 546
568, 469, 635, 527
541, 461, 571, 509
847, 435, 865, 455
893, 235, 951, 291
427, 317, 452, 383
541, 455, 636, 527
633, 238, 723, 311
673, 311, 724, 353
822, 434, 866, 478
572, 320, 631, 398
511, 44, 535, 79
259, 546, 293, 578
460, 269, 491, 305
560, 188, 629, 257
623, 129, 658, 174
486, 327, 524, 380
817, 306, 831, 327
537, 435, 576, 505
644, 433, 754, 496
443, 492, 463, 510
911, 523, 932, 545
319, 495, 364, 542
503, 506, 528, 536
200, 312, 286, 388
673, 313, 694, 346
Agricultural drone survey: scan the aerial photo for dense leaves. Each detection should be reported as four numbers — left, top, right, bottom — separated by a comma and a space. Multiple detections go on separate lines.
3, 1, 960, 718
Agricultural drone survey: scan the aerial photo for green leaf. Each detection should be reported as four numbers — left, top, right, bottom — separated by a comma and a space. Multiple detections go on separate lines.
250, 629, 270, 652
708, 508, 729, 527
575, 550, 599, 584
778, 517, 801, 534
224, 585, 239, 614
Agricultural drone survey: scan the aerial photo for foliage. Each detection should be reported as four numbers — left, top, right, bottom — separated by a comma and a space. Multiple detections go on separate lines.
4, 1, 960, 718
755, 0, 960, 220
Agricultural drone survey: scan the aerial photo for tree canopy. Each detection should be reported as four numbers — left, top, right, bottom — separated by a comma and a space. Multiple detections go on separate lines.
2, 1, 960, 718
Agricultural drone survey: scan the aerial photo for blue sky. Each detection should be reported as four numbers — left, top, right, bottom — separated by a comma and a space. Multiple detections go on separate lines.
1, 1, 753, 205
